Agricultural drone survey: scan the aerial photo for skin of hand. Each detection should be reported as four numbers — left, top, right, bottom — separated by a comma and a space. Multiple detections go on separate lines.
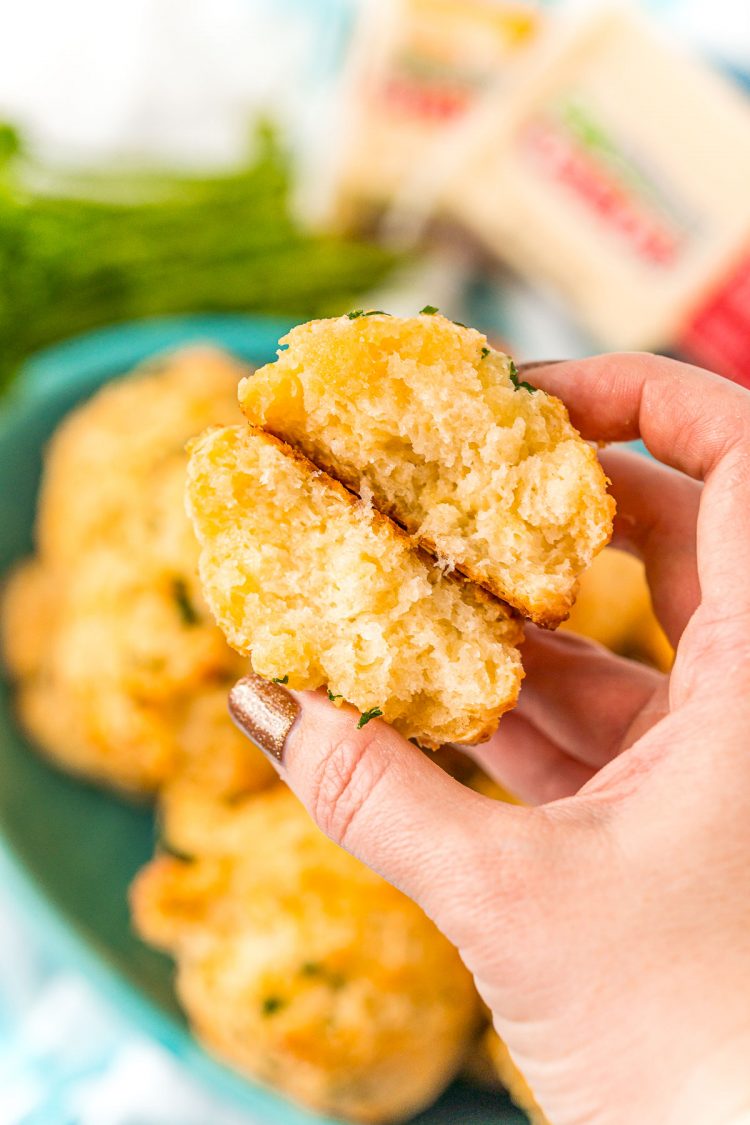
231, 354, 750, 1125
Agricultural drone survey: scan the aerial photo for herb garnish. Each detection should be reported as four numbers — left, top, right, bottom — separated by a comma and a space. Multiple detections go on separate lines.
419, 304, 439, 315
172, 577, 198, 625
481, 346, 490, 359
357, 707, 383, 729
327, 689, 343, 702
509, 359, 537, 393
261, 996, 286, 1016
301, 962, 346, 989
346, 309, 389, 320
272, 674, 289, 684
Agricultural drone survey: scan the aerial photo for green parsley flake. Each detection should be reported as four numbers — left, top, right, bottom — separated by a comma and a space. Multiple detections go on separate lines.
272, 674, 289, 685
172, 577, 198, 626
261, 996, 286, 1016
327, 689, 343, 702
481, 346, 490, 359
357, 707, 383, 729
508, 359, 537, 393
346, 309, 364, 319
419, 305, 439, 315
300, 962, 346, 989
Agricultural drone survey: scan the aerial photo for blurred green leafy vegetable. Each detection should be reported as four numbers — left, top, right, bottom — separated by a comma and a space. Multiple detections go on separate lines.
0, 123, 398, 390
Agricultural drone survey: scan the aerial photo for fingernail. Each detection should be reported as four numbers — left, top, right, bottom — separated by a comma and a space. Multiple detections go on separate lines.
228, 672, 300, 766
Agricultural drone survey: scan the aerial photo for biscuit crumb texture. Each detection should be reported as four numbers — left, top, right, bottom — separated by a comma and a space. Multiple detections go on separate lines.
131, 785, 480, 1124
187, 425, 524, 747
240, 313, 614, 625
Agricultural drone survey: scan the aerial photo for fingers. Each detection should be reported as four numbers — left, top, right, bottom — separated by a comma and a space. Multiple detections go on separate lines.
464, 711, 595, 805
525, 354, 750, 616
524, 353, 750, 478
695, 446, 750, 623
600, 448, 701, 645
273, 689, 543, 933
460, 630, 663, 805
513, 629, 663, 767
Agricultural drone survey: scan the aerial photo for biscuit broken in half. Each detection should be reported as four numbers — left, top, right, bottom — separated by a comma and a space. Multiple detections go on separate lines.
186, 425, 524, 747
240, 312, 614, 625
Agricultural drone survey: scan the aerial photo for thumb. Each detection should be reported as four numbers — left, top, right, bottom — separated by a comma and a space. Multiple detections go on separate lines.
228, 674, 544, 943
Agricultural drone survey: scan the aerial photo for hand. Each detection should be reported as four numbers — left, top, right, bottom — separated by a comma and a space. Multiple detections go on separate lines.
230, 354, 750, 1125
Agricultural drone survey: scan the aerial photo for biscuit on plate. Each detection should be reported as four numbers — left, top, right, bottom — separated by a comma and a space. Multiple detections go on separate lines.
131, 784, 480, 1125
1, 349, 275, 799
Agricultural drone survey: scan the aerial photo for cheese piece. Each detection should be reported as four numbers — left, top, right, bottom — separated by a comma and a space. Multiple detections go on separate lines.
332, 0, 543, 229
444, 9, 750, 354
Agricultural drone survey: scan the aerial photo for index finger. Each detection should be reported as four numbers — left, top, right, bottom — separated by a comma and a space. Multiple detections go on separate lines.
523, 353, 750, 481
524, 354, 750, 616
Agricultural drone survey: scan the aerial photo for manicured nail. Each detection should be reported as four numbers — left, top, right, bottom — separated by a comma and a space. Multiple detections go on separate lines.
228, 672, 300, 765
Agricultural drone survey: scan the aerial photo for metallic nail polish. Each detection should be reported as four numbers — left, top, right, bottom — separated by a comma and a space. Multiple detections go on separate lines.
228, 672, 300, 764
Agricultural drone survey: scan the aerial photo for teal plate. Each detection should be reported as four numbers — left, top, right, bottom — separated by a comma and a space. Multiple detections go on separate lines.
0, 316, 526, 1124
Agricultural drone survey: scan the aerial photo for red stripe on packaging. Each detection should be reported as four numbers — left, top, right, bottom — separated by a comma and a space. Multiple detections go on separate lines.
678, 250, 750, 389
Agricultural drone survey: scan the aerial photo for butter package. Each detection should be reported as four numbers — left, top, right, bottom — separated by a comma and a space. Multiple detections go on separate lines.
331, 0, 542, 231
444, 9, 750, 386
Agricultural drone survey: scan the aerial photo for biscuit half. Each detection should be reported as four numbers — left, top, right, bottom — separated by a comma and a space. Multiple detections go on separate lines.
186, 425, 524, 747
240, 312, 614, 626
